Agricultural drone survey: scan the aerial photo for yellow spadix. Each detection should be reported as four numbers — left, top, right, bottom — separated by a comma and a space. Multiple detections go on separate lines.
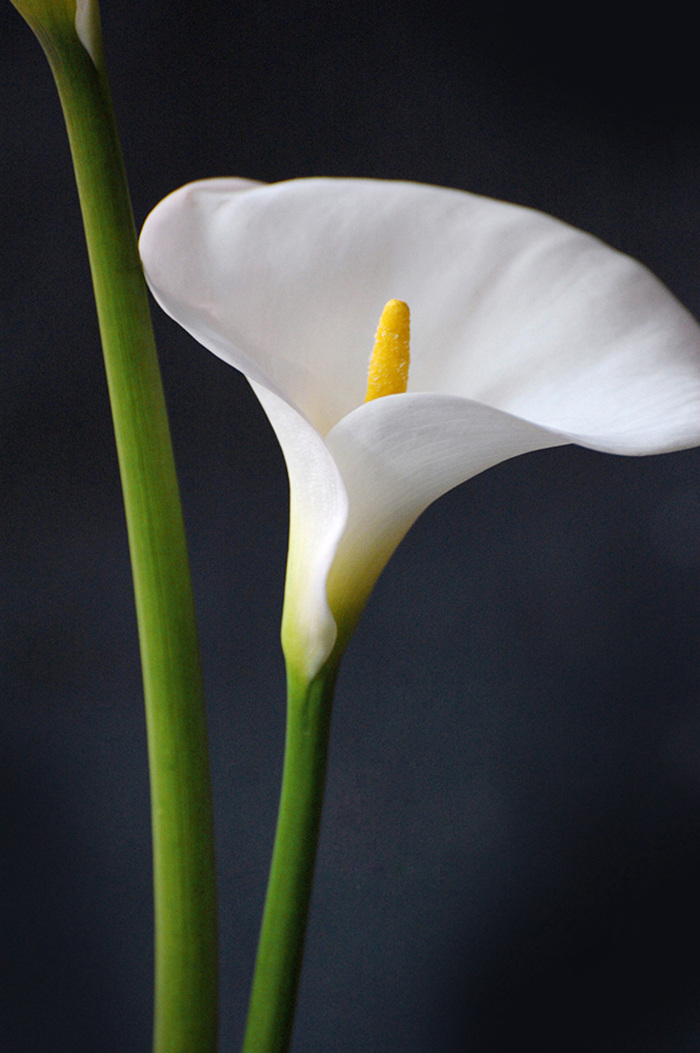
364, 299, 410, 402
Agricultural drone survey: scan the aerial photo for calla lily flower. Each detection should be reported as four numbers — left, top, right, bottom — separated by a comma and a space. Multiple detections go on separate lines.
139, 177, 700, 678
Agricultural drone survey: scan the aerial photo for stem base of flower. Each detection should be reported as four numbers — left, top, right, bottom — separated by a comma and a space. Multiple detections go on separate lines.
242, 657, 340, 1053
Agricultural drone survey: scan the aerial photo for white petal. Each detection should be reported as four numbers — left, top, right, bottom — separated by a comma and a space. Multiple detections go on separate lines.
140, 176, 700, 450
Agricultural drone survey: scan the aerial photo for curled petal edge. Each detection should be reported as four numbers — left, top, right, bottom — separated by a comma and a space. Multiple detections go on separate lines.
325, 393, 568, 643
253, 387, 573, 676
250, 382, 349, 680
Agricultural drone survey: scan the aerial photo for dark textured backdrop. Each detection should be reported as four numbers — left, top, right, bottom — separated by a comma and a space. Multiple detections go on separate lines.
3, 3, 700, 1050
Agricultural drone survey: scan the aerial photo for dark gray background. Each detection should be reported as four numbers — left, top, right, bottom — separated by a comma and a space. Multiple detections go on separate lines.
3, 2, 700, 1050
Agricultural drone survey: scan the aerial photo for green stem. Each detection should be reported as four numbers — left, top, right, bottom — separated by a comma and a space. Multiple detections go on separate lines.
242, 657, 341, 1053
14, 11, 218, 1051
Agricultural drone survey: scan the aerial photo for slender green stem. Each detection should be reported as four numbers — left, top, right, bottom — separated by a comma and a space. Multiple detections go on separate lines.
11, 7, 218, 1050
242, 657, 341, 1053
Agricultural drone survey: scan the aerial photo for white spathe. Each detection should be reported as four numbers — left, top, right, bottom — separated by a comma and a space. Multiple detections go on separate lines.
139, 177, 700, 677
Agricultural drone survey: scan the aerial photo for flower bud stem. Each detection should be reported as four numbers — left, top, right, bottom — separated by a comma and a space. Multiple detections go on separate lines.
242, 656, 341, 1052
12, 7, 218, 1051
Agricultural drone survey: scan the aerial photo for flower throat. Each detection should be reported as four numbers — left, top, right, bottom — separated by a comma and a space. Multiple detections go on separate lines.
364, 299, 410, 402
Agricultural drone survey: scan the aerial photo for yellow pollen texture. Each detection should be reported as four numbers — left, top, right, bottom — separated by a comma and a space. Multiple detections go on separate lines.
364, 299, 411, 402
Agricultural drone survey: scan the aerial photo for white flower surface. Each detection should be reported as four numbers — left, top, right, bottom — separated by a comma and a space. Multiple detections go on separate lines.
140, 177, 700, 677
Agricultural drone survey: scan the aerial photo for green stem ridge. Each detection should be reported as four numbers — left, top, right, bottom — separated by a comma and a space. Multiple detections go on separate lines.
17, 14, 218, 1052
242, 657, 341, 1053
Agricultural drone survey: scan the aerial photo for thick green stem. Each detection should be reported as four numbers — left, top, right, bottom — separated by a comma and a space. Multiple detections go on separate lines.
242, 657, 340, 1053
12, 9, 218, 1051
